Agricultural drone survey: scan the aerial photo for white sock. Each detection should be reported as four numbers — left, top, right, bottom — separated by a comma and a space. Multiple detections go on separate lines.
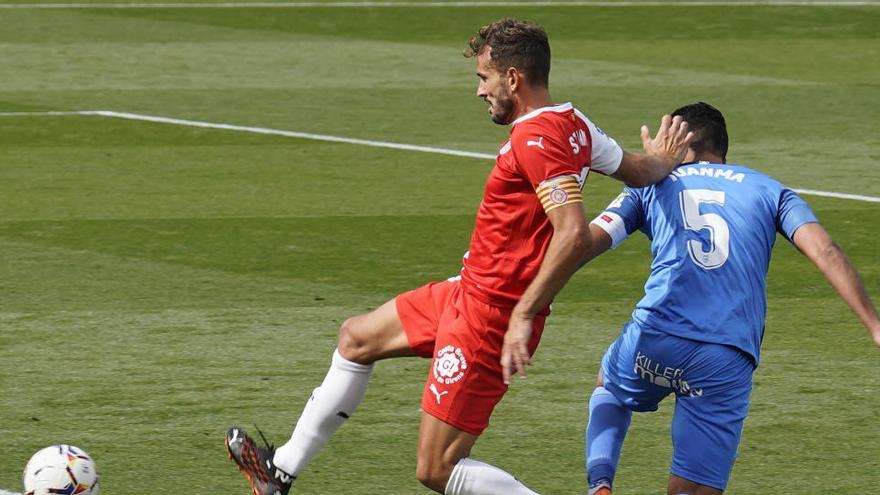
273, 348, 373, 476
444, 458, 540, 495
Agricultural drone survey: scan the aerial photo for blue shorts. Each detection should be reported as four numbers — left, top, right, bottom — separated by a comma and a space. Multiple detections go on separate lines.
601, 321, 754, 491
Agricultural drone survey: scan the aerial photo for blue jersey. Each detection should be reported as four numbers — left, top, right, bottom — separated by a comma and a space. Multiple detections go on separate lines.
592, 162, 818, 364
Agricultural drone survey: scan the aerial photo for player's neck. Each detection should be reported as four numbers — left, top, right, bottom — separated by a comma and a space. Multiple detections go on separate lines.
689, 151, 725, 164
511, 87, 554, 122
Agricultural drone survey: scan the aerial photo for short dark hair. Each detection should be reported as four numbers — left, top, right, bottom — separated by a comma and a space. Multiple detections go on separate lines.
672, 102, 729, 162
464, 18, 551, 87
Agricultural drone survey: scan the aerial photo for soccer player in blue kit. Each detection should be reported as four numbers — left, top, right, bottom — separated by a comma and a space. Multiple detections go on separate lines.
575, 103, 880, 494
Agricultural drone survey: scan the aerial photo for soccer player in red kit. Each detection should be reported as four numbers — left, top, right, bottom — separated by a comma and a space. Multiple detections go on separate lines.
226, 18, 692, 495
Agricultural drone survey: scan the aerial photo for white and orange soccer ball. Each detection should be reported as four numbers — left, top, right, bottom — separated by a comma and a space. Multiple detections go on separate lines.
22, 445, 100, 495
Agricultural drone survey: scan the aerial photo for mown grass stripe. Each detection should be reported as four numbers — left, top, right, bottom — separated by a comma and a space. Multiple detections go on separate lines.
2, 110, 878, 203
0, 1, 876, 9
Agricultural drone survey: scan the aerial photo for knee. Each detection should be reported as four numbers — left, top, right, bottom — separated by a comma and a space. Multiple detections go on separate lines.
337, 317, 374, 365
415, 456, 454, 494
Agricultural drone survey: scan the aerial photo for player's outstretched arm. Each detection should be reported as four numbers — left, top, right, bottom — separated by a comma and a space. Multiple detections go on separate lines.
611, 114, 693, 187
501, 203, 593, 384
580, 223, 613, 267
792, 223, 880, 347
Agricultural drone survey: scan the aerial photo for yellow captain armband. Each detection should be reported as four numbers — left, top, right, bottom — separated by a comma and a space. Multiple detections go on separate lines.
536, 175, 583, 213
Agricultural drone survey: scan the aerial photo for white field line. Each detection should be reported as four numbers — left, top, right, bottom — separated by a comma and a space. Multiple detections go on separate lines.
0, 489, 21, 495
0, 111, 95, 116
0, 110, 492, 159
0, 1, 877, 9
98, 110, 498, 160
788, 188, 880, 203
2, 109, 878, 203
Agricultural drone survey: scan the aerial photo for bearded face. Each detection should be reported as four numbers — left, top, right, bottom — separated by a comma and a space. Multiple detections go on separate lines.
486, 83, 515, 125
475, 47, 516, 126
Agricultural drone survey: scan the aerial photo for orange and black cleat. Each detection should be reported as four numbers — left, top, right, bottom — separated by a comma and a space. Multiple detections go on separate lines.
226, 426, 294, 495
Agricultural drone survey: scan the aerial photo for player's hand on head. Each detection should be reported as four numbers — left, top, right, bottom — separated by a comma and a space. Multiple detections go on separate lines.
502, 313, 534, 384
641, 114, 694, 164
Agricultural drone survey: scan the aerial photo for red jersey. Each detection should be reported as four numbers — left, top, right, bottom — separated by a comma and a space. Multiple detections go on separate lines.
459, 103, 623, 307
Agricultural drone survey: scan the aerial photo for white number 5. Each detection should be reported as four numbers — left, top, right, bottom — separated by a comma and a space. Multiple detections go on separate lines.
679, 189, 729, 270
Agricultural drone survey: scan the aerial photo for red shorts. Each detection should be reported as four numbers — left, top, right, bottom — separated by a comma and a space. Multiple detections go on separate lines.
395, 279, 546, 435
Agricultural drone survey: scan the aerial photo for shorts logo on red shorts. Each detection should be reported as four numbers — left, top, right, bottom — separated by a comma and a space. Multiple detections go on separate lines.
433, 345, 468, 385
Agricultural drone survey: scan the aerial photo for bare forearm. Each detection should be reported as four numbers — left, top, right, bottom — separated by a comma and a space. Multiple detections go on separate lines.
613, 151, 677, 188
514, 227, 589, 318
631, 154, 677, 187
794, 223, 880, 346
814, 243, 880, 330
579, 223, 613, 268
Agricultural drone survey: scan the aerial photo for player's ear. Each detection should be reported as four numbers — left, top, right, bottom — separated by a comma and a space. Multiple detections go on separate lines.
506, 66, 519, 91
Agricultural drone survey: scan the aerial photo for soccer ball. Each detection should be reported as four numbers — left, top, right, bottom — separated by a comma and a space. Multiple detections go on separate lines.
22, 445, 100, 495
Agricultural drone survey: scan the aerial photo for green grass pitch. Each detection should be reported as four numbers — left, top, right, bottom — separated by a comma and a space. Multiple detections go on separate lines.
1, 1, 878, 493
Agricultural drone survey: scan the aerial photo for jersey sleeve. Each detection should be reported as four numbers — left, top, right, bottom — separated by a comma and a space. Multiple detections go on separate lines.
776, 188, 819, 241
585, 119, 623, 176
573, 109, 623, 175
511, 123, 585, 214
510, 123, 580, 188
590, 188, 644, 248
